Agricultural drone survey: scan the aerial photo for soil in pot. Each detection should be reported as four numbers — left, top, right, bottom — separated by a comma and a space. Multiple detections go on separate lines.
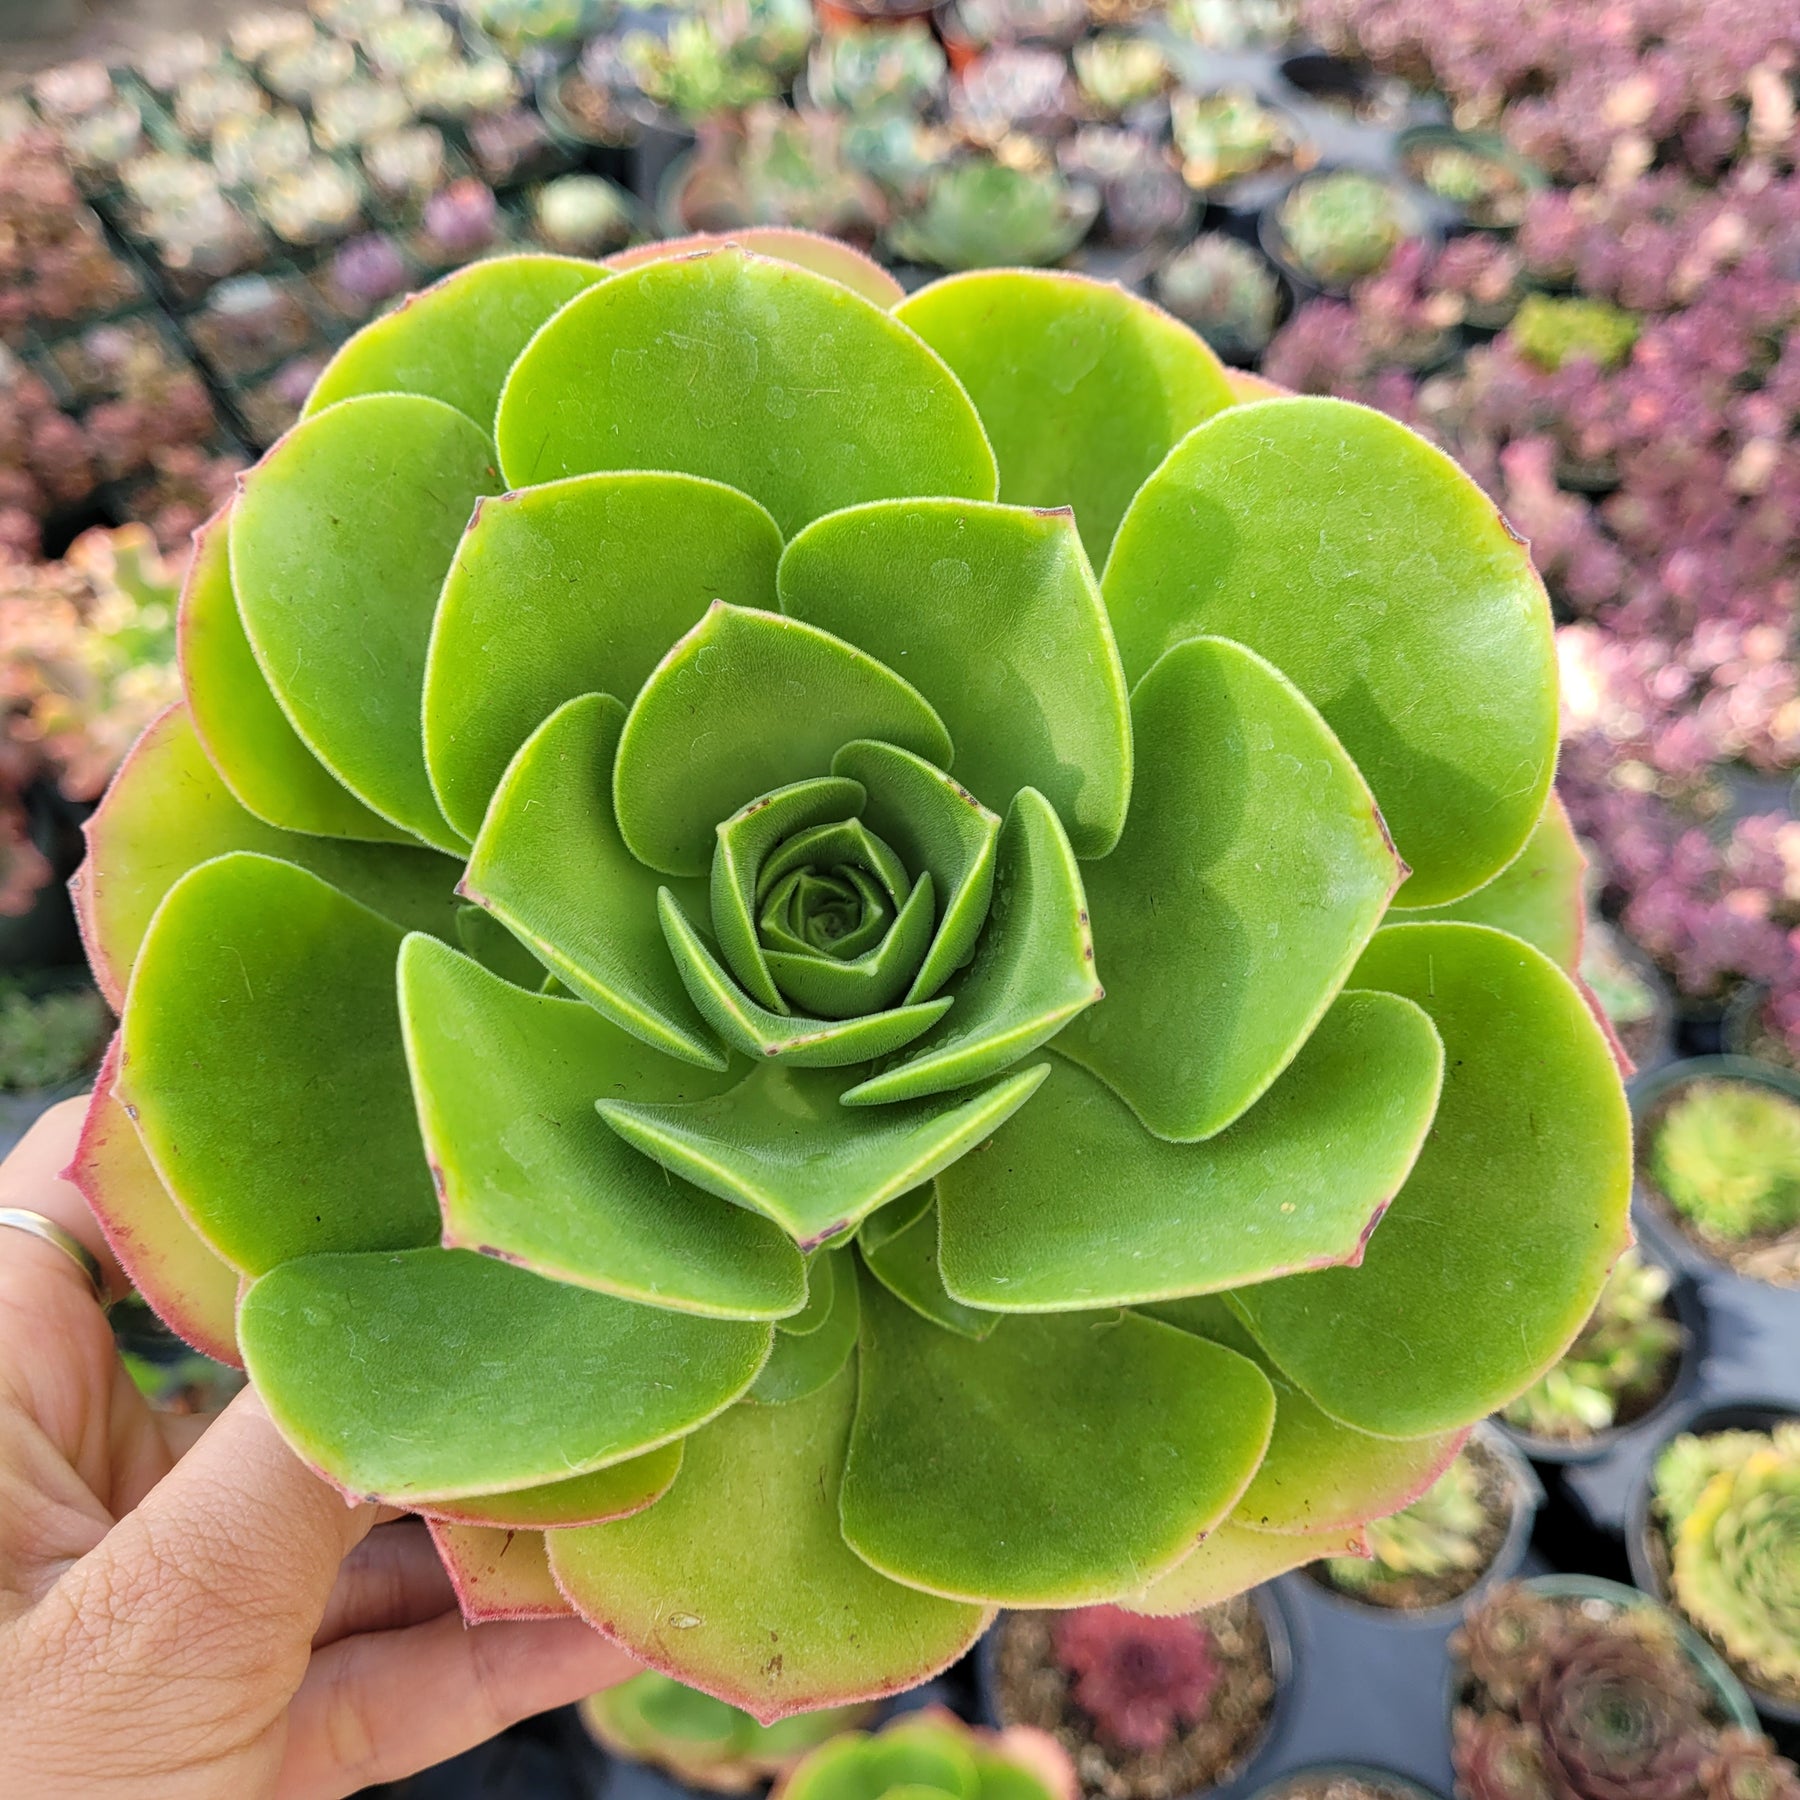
1254, 1774, 1439, 1800
993, 1598, 1276, 1798
1638, 1410, 1800, 1716
1307, 1433, 1523, 1614
1635, 1060, 1800, 1287
1498, 1245, 1687, 1451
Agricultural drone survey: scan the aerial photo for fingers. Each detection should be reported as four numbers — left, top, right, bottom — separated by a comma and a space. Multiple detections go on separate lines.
312, 1519, 455, 1649
0, 1096, 126, 1298
280, 1611, 638, 1800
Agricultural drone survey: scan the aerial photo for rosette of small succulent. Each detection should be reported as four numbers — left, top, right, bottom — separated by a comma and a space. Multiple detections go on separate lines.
69, 229, 1632, 1721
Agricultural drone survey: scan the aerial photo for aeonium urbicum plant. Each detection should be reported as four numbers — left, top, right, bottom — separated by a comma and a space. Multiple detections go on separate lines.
67, 227, 1632, 1720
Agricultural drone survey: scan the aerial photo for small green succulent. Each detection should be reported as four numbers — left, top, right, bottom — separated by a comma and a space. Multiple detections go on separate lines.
1656, 1423, 1800, 1697
1153, 234, 1283, 359
621, 20, 776, 122
1502, 1247, 1683, 1442
582, 1672, 870, 1790
1072, 35, 1170, 116
72, 234, 1626, 1720
0, 982, 111, 1091
1511, 294, 1640, 373
1275, 171, 1411, 286
885, 159, 1097, 269
777, 1711, 1070, 1800
1651, 1079, 1800, 1244
805, 23, 945, 115
1171, 89, 1293, 189
1323, 1444, 1488, 1594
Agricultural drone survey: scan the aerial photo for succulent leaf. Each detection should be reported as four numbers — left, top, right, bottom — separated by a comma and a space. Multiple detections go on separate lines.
70, 1033, 242, 1365
896, 270, 1234, 566
119, 852, 442, 1273
399, 933, 806, 1318
779, 500, 1132, 858
426, 473, 783, 841
427, 1520, 572, 1622
1103, 398, 1556, 905
748, 1248, 862, 1404
605, 227, 905, 309
551, 1362, 989, 1722
860, 1199, 997, 1342
415, 1442, 683, 1530
1056, 636, 1405, 1141
230, 393, 500, 852
1125, 1520, 1371, 1616
1233, 923, 1632, 1436
240, 1245, 773, 1503
938, 993, 1442, 1310
304, 252, 606, 423
180, 507, 412, 842
839, 1278, 1275, 1604
495, 249, 998, 536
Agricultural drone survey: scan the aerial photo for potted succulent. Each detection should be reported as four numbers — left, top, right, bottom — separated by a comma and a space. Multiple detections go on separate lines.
530, 174, 642, 257
1263, 170, 1422, 292
1171, 90, 1309, 203
359, 124, 452, 213
952, 46, 1079, 144
936, 0, 1086, 69
310, 81, 417, 155
1057, 128, 1192, 252
1396, 128, 1542, 231
458, 0, 605, 66
1449, 1577, 1788, 1797
1071, 35, 1173, 122
1630, 1406, 1800, 1730
803, 21, 947, 115
886, 157, 1097, 268
1498, 1246, 1691, 1460
1307, 1431, 1540, 1620
185, 275, 321, 380
777, 1710, 1077, 1800
254, 158, 367, 249
312, 231, 414, 325
582, 1671, 872, 1788
68, 238, 1627, 1728
1632, 1059, 1800, 1288
1152, 233, 1286, 362
1167, 0, 1295, 50
210, 109, 314, 190
1249, 1771, 1445, 1800
1508, 294, 1640, 374
410, 177, 506, 267
539, 41, 643, 157
984, 1598, 1290, 1796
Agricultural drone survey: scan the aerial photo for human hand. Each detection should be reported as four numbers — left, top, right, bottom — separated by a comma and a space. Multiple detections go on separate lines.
0, 1098, 637, 1800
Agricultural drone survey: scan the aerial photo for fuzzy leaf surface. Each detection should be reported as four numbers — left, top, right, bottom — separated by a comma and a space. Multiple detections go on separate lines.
896, 271, 1233, 566
860, 1202, 996, 1341
780, 500, 1131, 856
1103, 398, 1556, 905
614, 604, 951, 879
231, 394, 499, 852
119, 853, 439, 1274
937, 991, 1442, 1311
1232, 922, 1632, 1436
415, 1443, 683, 1529
305, 253, 605, 424
400, 934, 805, 1318
180, 507, 407, 842
76, 705, 458, 1010
1057, 636, 1403, 1140
605, 229, 905, 307
1124, 1521, 1368, 1616
597, 1060, 1046, 1247
240, 1246, 771, 1502
748, 1248, 860, 1403
430, 1521, 571, 1623
550, 1363, 988, 1723
426, 473, 782, 840
496, 249, 997, 538
463, 694, 725, 1068
839, 1278, 1274, 1604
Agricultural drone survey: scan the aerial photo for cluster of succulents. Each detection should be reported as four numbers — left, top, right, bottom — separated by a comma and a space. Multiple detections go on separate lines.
1051, 1606, 1220, 1752
1452, 1582, 1796, 1800
1502, 1247, 1685, 1442
1650, 1078, 1800, 1252
1271, 169, 1416, 287
1154, 234, 1285, 359
1170, 89, 1304, 191
68, 239, 1626, 1717
1653, 1422, 1800, 1702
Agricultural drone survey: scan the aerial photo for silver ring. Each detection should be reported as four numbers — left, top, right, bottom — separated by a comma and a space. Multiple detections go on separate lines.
0, 1207, 109, 1305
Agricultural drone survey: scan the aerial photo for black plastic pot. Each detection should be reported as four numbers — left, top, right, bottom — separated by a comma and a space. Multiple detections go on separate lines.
1624, 1399, 1800, 1744
976, 1584, 1298, 1800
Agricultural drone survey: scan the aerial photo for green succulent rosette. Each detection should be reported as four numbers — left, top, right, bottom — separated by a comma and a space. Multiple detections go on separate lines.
774, 1711, 1069, 1800
70, 229, 1631, 1719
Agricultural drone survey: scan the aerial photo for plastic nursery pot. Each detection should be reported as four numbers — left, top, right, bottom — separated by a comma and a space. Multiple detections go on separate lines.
1393, 127, 1543, 231
1248, 1766, 1448, 1800
1256, 170, 1434, 298
1625, 1399, 1800, 1734
1495, 1243, 1705, 1468
976, 1585, 1296, 1799
1629, 1055, 1800, 1289
1302, 1427, 1542, 1626
1446, 1574, 1762, 1752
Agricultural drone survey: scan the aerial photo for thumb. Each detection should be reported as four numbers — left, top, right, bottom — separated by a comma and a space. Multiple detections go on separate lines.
44, 1386, 375, 1720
